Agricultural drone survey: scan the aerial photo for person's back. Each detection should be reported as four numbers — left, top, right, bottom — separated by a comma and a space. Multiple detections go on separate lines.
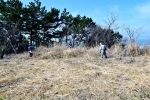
28, 44, 33, 57
28, 46, 33, 51
100, 45, 106, 50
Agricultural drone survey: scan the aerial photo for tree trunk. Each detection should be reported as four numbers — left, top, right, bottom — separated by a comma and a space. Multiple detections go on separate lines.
30, 30, 33, 45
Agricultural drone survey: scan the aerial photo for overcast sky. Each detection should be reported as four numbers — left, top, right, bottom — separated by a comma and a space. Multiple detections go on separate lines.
21, 0, 150, 44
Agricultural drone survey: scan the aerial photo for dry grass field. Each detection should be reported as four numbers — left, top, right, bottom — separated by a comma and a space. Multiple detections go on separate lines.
0, 45, 150, 100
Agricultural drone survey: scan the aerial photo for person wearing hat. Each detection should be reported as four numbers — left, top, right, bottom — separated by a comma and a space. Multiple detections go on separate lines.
99, 43, 107, 58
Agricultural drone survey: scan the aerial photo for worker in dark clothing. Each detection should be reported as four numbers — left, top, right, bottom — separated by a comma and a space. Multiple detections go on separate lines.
0, 48, 5, 59
28, 44, 34, 57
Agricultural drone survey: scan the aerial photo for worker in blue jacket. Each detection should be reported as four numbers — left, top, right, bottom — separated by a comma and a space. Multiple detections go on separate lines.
28, 43, 34, 57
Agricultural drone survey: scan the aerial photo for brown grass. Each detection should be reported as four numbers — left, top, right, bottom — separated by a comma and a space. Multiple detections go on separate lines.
107, 43, 123, 57
0, 45, 150, 100
140, 46, 150, 56
63, 47, 87, 58
125, 43, 140, 56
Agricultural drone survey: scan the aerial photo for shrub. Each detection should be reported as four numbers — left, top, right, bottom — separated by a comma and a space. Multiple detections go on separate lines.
34, 46, 50, 57
83, 46, 100, 60
140, 46, 150, 56
107, 43, 123, 57
125, 43, 140, 56
41, 45, 67, 59
63, 47, 87, 58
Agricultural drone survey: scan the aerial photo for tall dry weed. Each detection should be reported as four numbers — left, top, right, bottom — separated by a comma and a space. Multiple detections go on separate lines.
34, 46, 50, 57
23, 43, 143, 59
41, 45, 67, 59
35, 45, 87, 59
84, 46, 100, 60
140, 46, 150, 56
63, 47, 87, 58
125, 43, 140, 56
107, 44, 123, 57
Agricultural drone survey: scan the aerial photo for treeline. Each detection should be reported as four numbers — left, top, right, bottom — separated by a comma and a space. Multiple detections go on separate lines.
0, 0, 123, 55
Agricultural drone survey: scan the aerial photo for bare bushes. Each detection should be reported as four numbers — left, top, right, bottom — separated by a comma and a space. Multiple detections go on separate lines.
107, 43, 141, 57
125, 43, 140, 56
106, 42, 150, 57
83, 46, 100, 60
123, 43, 150, 57
35, 46, 100, 59
140, 46, 150, 56
63, 47, 87, 58
41, 45, 67, 59
34, 46, 50, 57
107, 44, 123, 57
33, 43, 149, 59
35, 46, 87, 59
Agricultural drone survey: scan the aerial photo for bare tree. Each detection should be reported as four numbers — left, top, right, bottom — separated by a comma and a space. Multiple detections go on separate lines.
93, 25, 103, 45
101, 12, 122, 47
122, 24, 144, 43
83, 23, 102, 47
0, 21, 26, 59
103, 12, 119, 30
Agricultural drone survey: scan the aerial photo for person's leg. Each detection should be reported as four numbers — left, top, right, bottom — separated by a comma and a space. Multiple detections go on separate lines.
0, 53, 3, 59
104, 51, 107, 58
30, 52, 33, 57
0, 49, 5, 59
101, 50, 104, 58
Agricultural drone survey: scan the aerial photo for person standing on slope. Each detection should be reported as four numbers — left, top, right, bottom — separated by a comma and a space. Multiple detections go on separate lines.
99, 42, 107, 58
28, 43, 34, 57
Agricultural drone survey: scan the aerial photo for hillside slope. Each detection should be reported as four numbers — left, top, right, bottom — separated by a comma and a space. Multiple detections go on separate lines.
0, 46, 150, 100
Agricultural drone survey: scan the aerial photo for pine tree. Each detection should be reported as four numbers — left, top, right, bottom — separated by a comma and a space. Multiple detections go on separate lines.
23, 0, 46, 46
